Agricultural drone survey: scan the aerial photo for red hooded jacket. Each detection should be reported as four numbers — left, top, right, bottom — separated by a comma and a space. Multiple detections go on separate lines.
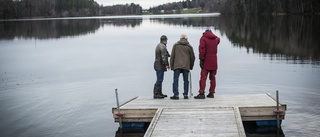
199, 31, 220, 70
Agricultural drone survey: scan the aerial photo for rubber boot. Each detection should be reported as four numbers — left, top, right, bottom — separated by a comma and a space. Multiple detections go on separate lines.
159, 84, 167, 97
153, 84, 164, 99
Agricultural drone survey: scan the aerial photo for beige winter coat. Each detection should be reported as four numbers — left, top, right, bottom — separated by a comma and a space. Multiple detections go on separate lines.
170, 38, 195, 70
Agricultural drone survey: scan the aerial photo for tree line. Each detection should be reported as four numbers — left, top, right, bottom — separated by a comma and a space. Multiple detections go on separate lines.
219, 0, 320, 15
0, 0, 142, 19
101, 3, 142, 15
1, 0, 319, 19
149, 0, 320, 15
149, 0, 206, 14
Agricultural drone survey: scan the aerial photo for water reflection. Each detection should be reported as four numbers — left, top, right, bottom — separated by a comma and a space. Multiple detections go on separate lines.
243, 121, 284, 137
151, 15, 320, 64
0, 15, 319, 63
100, 18, 142, 28
0, 19, 100, 40
216, 15, 320, 64
115, 127, 147, 137
0, 18, 142, 40
150, 17, 217, 27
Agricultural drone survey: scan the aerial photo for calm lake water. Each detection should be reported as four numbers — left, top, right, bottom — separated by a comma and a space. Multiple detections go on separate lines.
1, 14, 320, 137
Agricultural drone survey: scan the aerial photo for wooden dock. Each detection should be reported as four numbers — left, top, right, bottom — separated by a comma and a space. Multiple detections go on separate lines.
145, 107, 245, 137
112, 93, 286, 137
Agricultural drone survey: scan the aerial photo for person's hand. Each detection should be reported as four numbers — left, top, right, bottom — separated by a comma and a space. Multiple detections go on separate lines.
200, 60, 204, 69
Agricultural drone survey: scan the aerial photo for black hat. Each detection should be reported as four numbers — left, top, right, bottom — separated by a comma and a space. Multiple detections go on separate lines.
160, 35, 168, 41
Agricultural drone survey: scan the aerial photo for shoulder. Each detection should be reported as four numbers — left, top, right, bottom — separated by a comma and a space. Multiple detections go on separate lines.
157, 43, 164, 46
173, 42, 180, 47
187, 44, 194, 50
157, 43, 166, 49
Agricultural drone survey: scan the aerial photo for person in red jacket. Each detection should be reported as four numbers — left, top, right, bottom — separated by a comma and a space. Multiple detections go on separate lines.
194, 29, 220, 99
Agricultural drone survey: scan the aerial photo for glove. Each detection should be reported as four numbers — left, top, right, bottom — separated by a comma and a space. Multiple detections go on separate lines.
200, 60, 204, 69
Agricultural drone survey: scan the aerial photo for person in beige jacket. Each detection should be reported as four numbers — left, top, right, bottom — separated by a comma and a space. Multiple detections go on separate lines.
169, 34, 195, 99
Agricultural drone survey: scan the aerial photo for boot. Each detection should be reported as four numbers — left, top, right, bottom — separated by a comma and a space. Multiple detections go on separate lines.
207, 93, 214, 98
194, 93, 205, 99
153, 84, 164, 99
159, 84, 167, 97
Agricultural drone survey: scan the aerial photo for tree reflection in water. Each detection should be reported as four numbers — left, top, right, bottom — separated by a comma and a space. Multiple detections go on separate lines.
0, 18, 142, 40
217, 15, 320, 65
1, 15, 319, 64
151, 15, 320, 65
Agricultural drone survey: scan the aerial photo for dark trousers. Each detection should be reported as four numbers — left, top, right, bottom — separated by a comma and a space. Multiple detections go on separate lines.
173, 69, 189, 96
155, 70, 164, 85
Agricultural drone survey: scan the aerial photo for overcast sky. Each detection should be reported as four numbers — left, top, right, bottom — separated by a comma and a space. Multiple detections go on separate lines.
95, 0, 182, 9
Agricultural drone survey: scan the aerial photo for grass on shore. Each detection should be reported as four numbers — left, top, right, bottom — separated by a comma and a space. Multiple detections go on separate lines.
181, 8, 202, 14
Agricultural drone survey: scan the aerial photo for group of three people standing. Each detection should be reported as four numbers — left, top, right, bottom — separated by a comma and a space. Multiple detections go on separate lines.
153, 29, 220, 99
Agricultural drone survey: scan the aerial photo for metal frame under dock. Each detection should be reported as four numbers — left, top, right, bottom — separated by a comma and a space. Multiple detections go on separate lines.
112, 93, 287, 137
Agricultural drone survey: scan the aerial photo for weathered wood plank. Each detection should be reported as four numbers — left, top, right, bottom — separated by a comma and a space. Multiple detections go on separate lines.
144, 107, 245, 137
114, 118, 153, 122
144, 108, 163, 137
120, 94, 284, 109
239, 106, 286, 116
112, 108, 157, 118
241, 115, 285, 121
234, 107, 246, 136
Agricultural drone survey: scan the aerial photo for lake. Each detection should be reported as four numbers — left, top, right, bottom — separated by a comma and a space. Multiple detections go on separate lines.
0, 14, 320, 137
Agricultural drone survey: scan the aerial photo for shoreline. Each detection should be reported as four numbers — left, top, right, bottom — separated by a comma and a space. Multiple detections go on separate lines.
2, 12, 320, 21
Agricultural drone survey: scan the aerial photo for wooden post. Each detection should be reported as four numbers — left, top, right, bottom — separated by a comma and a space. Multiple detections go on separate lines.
276, 90, 280, 128
115, 89, 122, 129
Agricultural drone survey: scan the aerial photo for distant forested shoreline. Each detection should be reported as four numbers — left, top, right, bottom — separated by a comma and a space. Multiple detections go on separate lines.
149, 0, 320, 15
0, 0, 142, 19
1, 0, 319, 19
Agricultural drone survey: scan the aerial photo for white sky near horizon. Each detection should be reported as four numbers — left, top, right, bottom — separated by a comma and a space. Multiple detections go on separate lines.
95, 0, 182, 9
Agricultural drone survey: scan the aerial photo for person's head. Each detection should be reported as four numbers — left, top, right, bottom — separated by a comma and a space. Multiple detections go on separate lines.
160, 35, 168, 44
180, 34, 188, 40
203, 29, 213, 35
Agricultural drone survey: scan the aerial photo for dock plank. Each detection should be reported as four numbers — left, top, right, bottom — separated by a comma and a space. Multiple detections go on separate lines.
113, 94, 286, 122
120, 94, 280, 109
145, 107, 245, 137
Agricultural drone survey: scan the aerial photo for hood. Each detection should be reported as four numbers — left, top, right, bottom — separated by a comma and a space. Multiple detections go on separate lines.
178, 38, 189, 46
203, 31, 217, 39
